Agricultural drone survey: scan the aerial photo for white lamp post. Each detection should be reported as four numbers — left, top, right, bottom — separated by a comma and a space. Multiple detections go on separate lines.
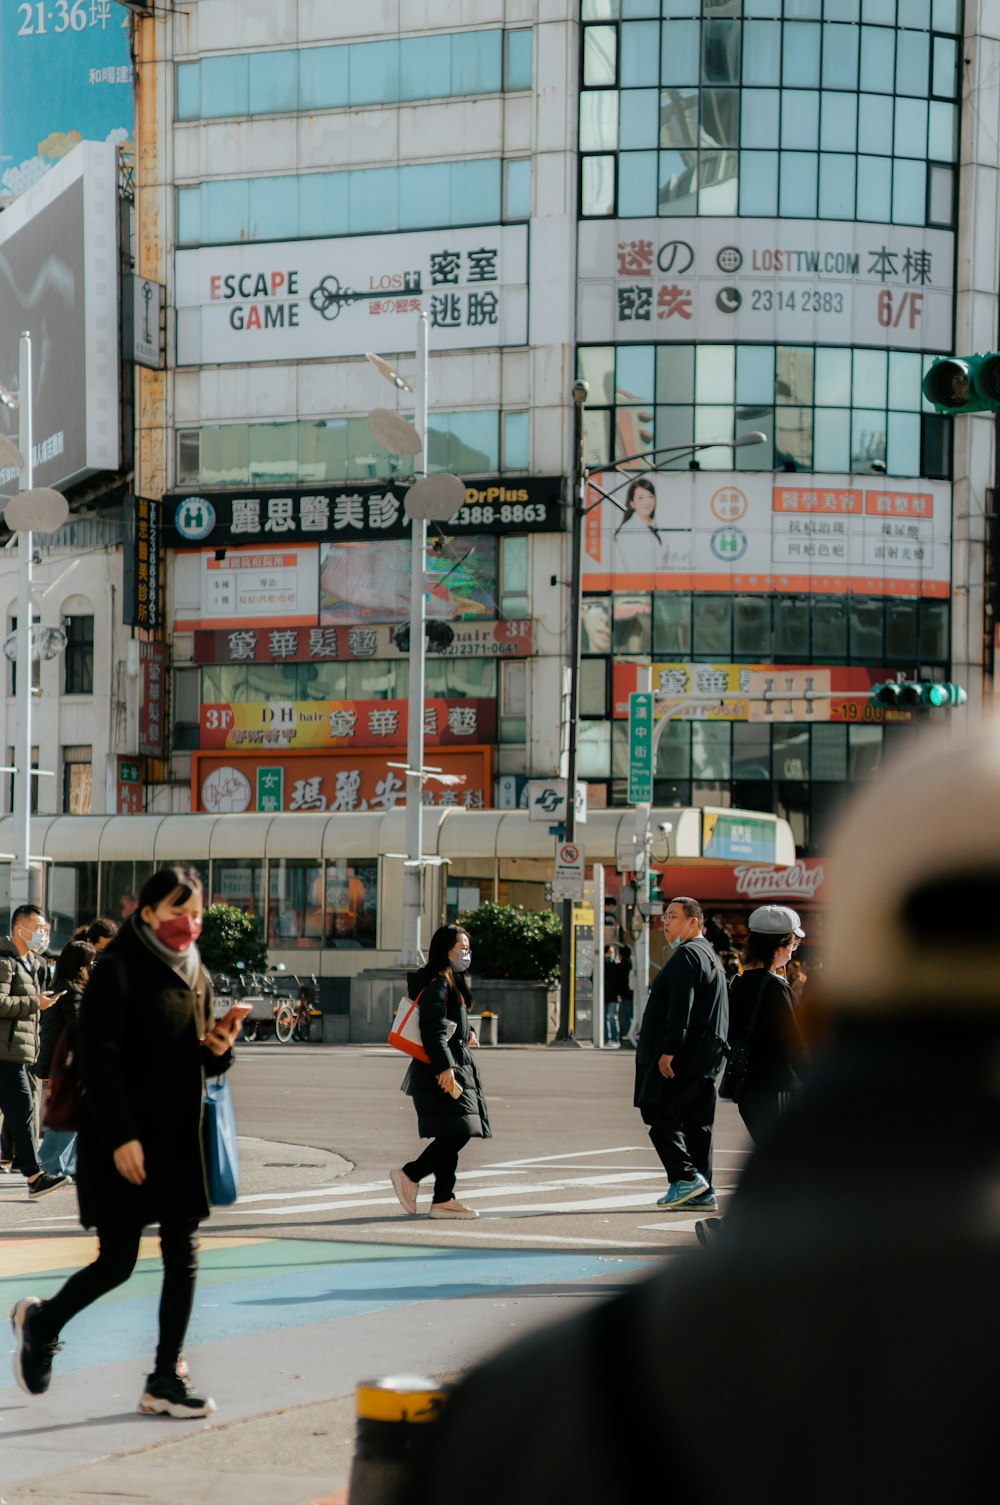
0, 333, 68, 908
365, 318, 465, 966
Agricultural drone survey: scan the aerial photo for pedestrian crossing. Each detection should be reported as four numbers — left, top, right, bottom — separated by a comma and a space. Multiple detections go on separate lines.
215, 1145, 747, 1242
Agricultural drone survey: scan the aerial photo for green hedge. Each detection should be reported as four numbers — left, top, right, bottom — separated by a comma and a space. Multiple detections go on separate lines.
458, 901, 560, 984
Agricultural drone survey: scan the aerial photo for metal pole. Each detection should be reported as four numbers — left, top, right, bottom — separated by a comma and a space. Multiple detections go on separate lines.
400, 313, 429, 967
629, 666, 653, 1040
555, 383, 588, 1041
11, 332, 32, 908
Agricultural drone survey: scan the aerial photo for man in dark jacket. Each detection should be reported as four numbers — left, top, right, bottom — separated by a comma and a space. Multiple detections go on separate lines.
634, 895, 727, 1210
0, 904, 69, 1196
397, 726, 1000, 1505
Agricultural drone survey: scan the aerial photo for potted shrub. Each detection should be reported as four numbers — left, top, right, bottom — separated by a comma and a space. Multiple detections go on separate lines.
458, 902, 561, 1043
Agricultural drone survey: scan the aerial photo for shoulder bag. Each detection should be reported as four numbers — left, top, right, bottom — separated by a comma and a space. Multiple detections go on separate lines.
204, 1075, 240, 1206
44, 1023, 80, 1132
388, 988, 456, 1064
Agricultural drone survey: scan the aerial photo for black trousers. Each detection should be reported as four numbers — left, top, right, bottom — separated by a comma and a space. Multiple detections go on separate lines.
0, 1062, 40, 1177
36, 1220, 200, 1376
404, 1135, 471, 1203
642, 1074, 717, 1186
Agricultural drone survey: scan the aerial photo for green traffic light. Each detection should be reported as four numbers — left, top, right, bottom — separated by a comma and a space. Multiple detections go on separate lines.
925, 684, 947, 707
869, 680, 966, 709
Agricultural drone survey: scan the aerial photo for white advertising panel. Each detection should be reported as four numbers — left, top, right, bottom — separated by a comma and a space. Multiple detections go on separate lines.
175, 225, 529, 365
0, 140, 120, 490
173, 545, 320, 632
578, 218, 954, 353
582, 472, 951, 599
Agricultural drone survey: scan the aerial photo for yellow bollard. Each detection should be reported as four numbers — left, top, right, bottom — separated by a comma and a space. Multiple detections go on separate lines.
347, 1374, 452, 1505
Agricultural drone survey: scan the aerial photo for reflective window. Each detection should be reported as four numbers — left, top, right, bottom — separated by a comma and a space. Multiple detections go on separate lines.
268, 861, 324, 949
176, 31, 510, 121
325, 861, 377, 949
179, 159, 512, 244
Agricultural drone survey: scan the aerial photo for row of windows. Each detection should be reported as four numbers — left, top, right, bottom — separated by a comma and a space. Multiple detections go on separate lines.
607, 85, 959, 161
582, 144, 955, 224
176, 411, 530, 490
193, 658, 499, 707
176, 158, 531, 245
580, 12, 961, 222
579, 592, 950, 663
578, 715, 896, 786
582, 1, 960, 31
583, 18, 960, 96
177, 30, 532, 121
577, 344, 951, 477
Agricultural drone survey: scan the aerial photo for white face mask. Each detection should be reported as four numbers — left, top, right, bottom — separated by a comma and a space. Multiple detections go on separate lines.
667, 935, 685, 951
451, 949, 472, 973
25, 926, 48, 954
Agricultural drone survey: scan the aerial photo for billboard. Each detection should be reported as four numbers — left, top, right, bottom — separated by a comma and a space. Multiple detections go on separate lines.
0, 141, 120, 489
193, 747, 493, 815
199, 697, 497, 751
175, 225, 529, 364
578, 218, 954, 352
193, 619, 535, 664
162, 477, 564, 550
582, 472, 950, 599
320, 537, 497, 624
0, 4, 132, 204
172, 546, 320, 632
611, 662, 919, 725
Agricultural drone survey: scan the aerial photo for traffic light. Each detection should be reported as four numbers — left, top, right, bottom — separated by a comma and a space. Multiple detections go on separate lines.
869, 680, 967, 708
922, 353, 1000, 415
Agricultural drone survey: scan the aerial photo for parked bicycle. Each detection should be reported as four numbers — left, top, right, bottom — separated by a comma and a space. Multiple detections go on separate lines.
211, 965, 320, 1044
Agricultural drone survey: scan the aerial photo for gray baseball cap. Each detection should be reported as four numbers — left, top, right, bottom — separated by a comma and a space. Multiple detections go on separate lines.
748, 904, 805, 938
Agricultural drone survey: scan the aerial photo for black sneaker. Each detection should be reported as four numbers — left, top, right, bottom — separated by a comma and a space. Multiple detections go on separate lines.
11, 1297, 62, 1395
27, 1173, 69, 1198
139, 1369, 216, 1418
695, 1217, 723, 1249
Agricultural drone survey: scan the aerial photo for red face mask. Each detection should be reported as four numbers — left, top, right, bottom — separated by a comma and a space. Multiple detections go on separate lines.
155, 914, 202, 952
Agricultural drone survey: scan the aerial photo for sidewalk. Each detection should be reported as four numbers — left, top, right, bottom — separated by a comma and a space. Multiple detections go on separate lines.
4, 1391, 362, 1505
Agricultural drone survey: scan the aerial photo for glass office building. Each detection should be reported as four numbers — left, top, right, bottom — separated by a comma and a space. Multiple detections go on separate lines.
575, 0, 964, 850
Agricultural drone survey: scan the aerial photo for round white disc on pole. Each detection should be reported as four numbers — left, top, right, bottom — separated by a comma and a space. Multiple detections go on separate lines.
365, 351, 413, 392
368, 408, 422, 457
3, 624, 67, 663
403, 472, 466, 521
0, 434, 24, 470
4, 487, 69, 535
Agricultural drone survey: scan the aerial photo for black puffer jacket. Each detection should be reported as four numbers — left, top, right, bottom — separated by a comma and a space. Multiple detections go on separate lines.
0, 938, 46, 1066
74, 918, 233, 1229
401, 969, 491, 1140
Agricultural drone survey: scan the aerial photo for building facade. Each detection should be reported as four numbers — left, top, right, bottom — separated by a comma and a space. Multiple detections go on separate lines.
11, 0, 997, 959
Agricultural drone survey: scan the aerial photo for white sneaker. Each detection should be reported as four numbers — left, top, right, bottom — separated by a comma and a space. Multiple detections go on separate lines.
389, 1168, 418, 1215
429, 1199, 479, 1220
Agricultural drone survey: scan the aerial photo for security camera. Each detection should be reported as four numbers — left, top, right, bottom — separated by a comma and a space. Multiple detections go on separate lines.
658, 821, 673, 835
572, 379, 589, 406
871, 459, 887, 474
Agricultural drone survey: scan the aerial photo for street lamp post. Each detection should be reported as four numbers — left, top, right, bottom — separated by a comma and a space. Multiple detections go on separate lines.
13, 333, 33, 907
556, 426, 767, 1042
365, 319, 464, 968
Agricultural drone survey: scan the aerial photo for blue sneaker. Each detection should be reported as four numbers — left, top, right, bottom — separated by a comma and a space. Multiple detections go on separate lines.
686, 1189, 718, 1211
656, 1174, 709, 1209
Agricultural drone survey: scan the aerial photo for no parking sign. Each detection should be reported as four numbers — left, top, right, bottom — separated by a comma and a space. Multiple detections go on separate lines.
553, 840, 585, 901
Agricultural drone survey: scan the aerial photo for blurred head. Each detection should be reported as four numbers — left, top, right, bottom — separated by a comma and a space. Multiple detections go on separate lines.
86, 917, 118, 953
138, 866, 204, 954
54, 940, 96, 991
824, 726, 1000, 1015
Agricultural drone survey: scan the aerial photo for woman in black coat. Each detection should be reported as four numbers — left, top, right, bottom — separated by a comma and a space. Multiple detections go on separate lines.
10, 865, 245, 1418
390, 924, 491, 1221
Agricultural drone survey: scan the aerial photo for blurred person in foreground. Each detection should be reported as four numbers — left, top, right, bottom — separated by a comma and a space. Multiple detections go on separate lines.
397, 726, 1000, 1505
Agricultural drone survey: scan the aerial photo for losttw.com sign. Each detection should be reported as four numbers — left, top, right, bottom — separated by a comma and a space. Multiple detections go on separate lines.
175, 224, 528, 364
